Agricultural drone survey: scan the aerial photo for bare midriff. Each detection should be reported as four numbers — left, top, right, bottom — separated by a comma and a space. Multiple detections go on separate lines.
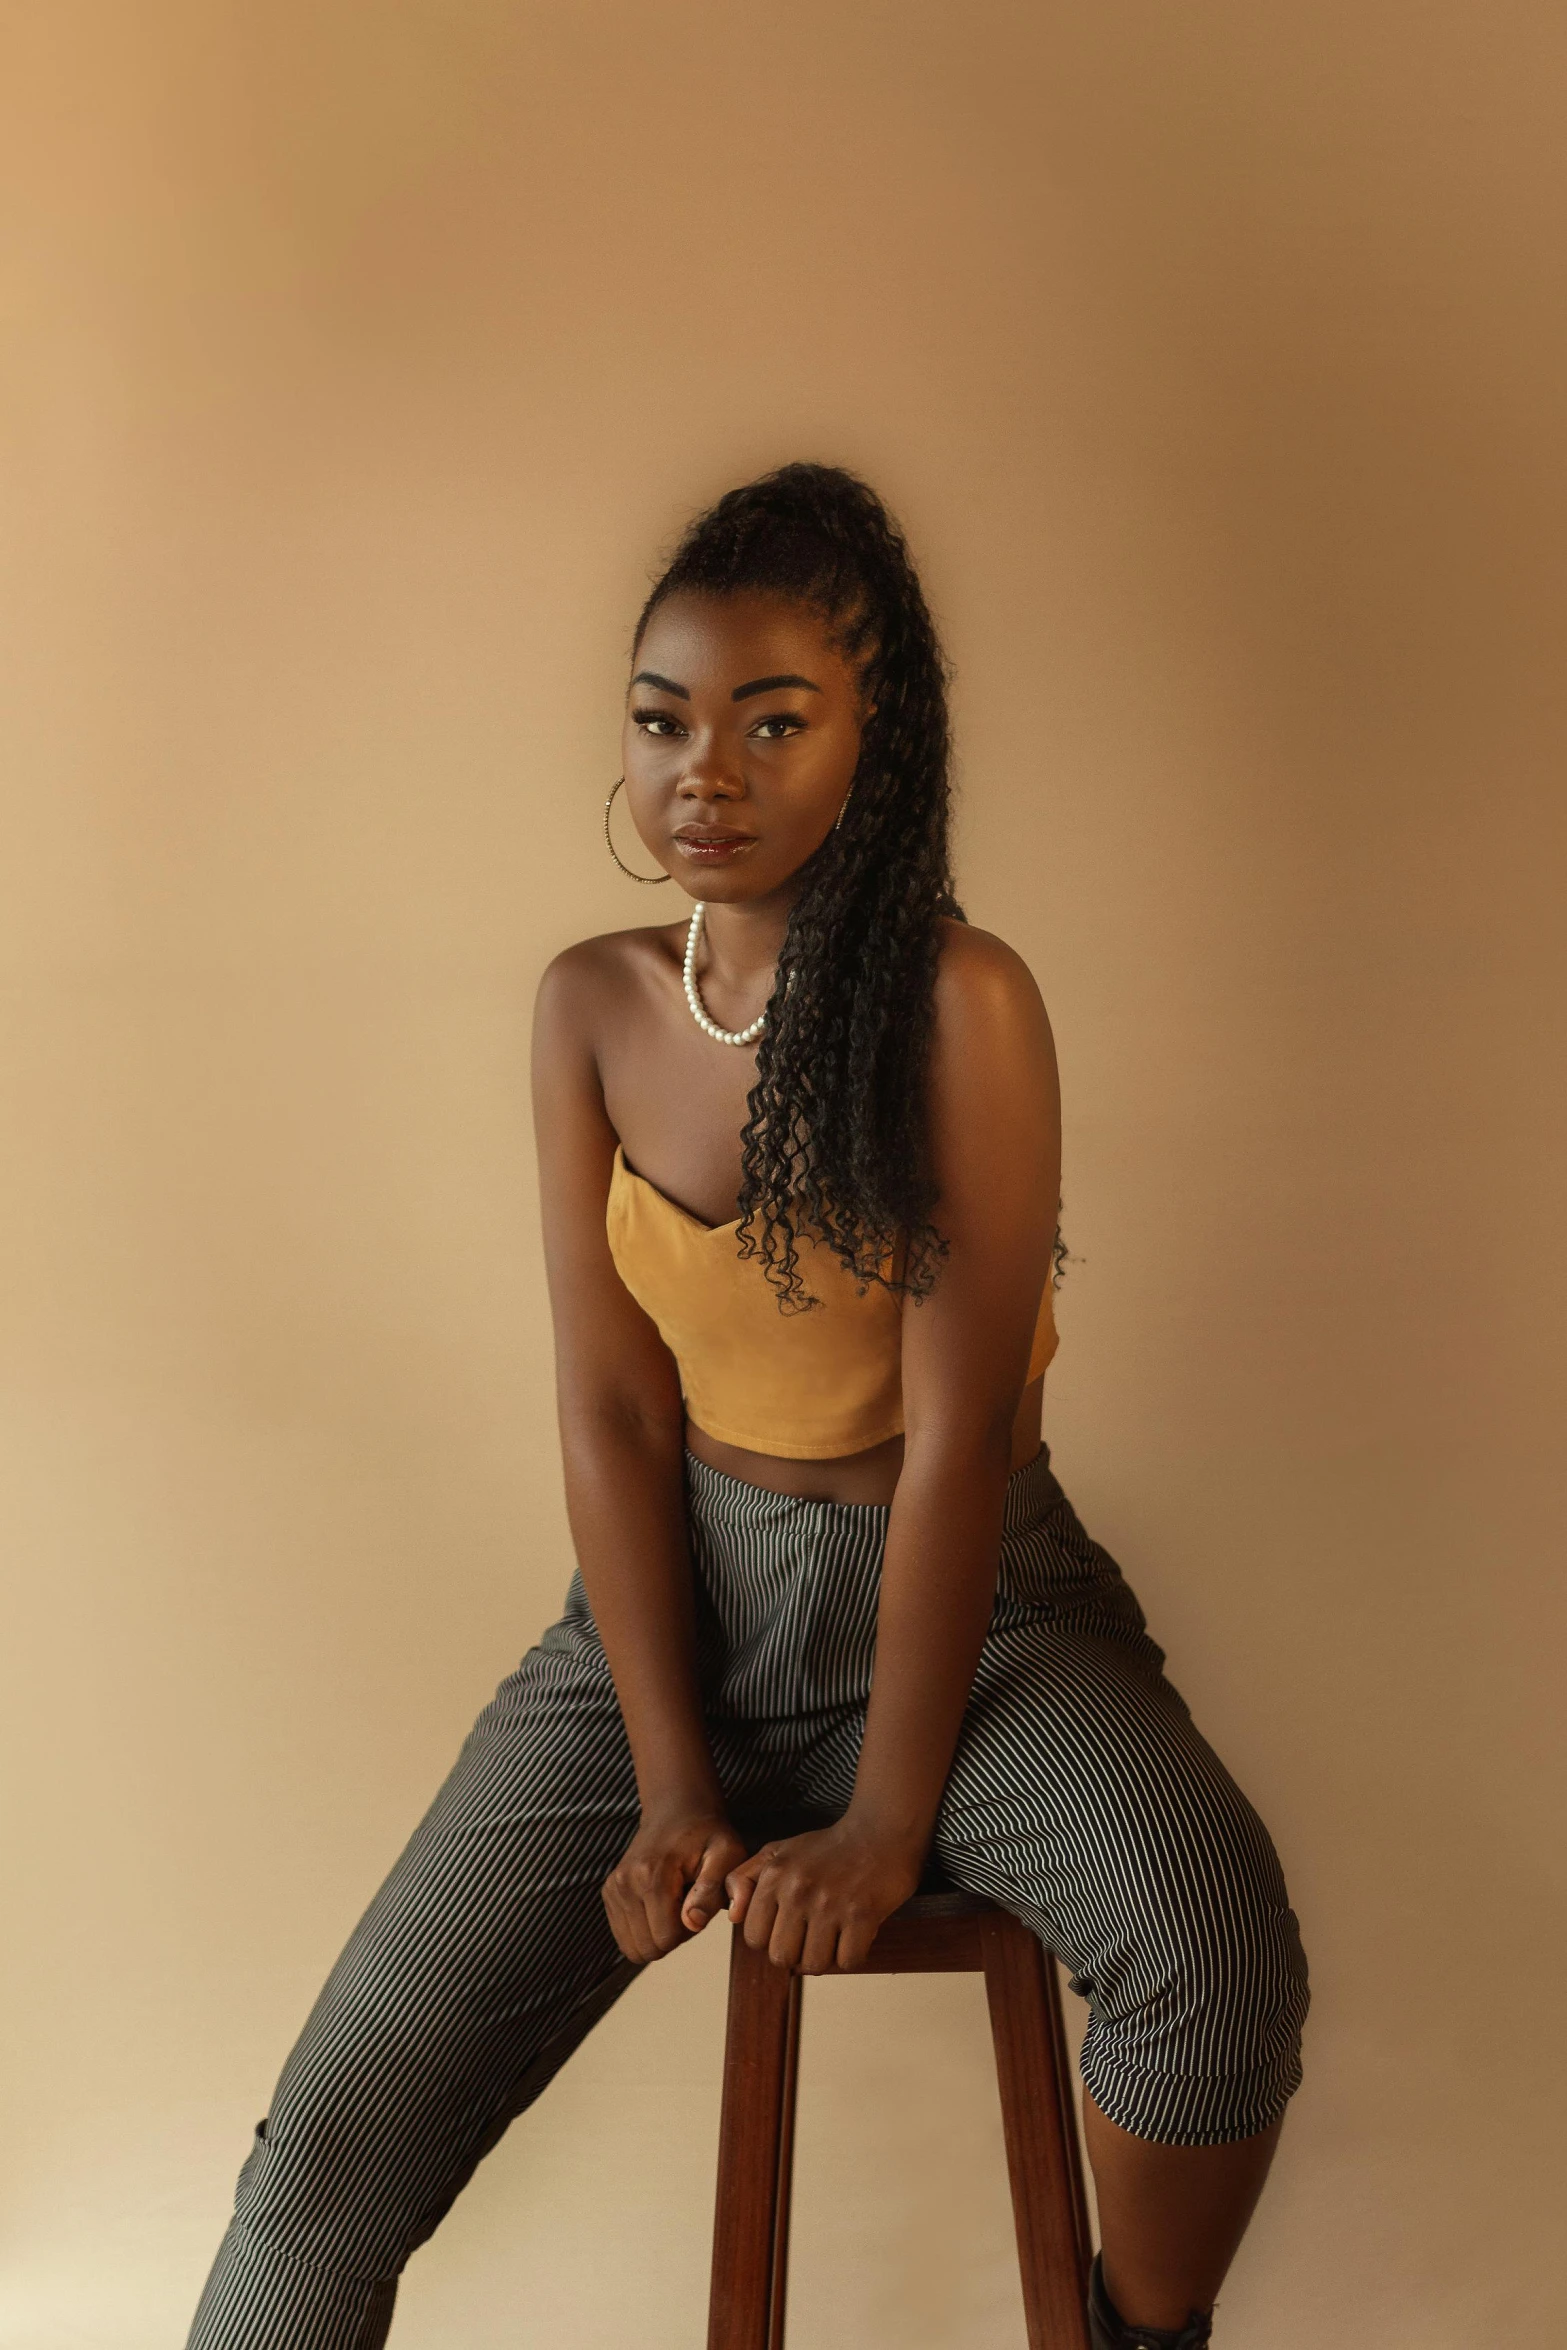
682, 1373, 1047, 1505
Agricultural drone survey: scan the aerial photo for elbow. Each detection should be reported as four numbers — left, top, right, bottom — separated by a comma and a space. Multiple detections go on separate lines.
899, 1397, 1019, 1484
558, 1383, 687, 1466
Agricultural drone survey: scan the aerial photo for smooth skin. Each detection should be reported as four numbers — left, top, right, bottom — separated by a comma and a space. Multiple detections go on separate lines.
531, 586, 1280, 2329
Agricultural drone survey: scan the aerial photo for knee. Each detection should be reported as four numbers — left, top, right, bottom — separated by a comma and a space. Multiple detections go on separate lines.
230, 2055, 436, 2280
1076, 1798, 1310, 2146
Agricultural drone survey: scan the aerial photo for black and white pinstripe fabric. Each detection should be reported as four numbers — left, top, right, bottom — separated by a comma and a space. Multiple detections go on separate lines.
186, 1443, 1308, 2349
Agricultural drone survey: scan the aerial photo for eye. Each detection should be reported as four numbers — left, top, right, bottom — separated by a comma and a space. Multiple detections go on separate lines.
632, 707, 686, 737
750, 713, 806, 740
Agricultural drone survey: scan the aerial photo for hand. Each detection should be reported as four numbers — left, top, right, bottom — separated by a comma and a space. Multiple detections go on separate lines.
601, 1804, 751, 1964
723, 1817, 925, 1974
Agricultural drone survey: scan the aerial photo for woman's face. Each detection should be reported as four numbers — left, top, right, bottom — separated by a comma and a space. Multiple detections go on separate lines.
621, 589, 872, 906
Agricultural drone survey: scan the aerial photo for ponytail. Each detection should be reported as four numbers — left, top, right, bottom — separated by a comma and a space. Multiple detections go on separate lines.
634, 462, 959, 1309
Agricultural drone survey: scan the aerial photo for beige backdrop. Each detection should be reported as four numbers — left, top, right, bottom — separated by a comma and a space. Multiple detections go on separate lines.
3, 4, 1564, 2345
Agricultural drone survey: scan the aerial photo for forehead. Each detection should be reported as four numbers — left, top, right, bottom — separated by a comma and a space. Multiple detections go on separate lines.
632, 589, 854, 692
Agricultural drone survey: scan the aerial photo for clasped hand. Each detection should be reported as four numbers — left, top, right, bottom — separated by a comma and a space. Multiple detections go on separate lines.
601, 1808, 924, 1974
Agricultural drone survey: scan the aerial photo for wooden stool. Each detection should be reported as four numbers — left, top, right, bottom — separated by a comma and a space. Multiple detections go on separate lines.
706, 1850, 1094, 2350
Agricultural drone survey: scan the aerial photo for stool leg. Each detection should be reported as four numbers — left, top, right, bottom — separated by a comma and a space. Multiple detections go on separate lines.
767, 1962, 802, 2350
708, 1933, 804, 2350
980, 1910, 1093, 2350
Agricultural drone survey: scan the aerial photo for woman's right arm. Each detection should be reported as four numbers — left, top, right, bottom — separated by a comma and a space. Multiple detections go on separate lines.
531, 942, 748, 1960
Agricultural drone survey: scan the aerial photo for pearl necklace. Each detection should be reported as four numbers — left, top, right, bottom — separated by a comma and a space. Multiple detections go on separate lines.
682, 903, 768, 1046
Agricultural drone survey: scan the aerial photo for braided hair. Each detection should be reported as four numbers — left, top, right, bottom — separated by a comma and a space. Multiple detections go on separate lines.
634, 461, 963, 1313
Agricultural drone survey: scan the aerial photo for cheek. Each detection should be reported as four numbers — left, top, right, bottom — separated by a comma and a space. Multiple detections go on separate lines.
783, 726, 859, 794
622, 728, 670, 779
765, 777, 839, 848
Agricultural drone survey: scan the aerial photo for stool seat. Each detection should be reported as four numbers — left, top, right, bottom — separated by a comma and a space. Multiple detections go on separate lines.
708, 1822, 1093, 2350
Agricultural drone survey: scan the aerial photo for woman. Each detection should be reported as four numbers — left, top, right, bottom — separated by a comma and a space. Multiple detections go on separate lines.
188, 464, 1308, 2350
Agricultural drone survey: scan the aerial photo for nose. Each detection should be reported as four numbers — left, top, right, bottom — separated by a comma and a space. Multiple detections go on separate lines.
676, 757, 745, 807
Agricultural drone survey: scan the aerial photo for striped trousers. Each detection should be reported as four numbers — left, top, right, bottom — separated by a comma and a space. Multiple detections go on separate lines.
187, 1443, 1308, 2349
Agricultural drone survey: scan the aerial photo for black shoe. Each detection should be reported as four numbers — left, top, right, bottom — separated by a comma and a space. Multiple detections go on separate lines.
1088, 2253, 1214, 2350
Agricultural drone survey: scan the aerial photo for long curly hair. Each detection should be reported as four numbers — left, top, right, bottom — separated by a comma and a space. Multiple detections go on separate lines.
636, 462, 1049, 1313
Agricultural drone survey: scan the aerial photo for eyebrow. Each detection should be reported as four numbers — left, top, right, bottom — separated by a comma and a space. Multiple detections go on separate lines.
732, 673, 822, 700
630, 669, 824, 703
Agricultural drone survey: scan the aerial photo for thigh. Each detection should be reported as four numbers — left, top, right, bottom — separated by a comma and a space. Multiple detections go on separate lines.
795, 1469, 1308, 2143
932, 1605, 1272, 1973
931, 1608, 1308, 2142
953, 1447, 1316, 2122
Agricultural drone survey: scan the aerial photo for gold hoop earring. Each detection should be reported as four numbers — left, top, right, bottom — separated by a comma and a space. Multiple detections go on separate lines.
603, 778, 670, 884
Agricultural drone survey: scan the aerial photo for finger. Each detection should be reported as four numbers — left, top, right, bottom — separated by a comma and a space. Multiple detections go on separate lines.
611, 1862, 678, 1964
602, 1881, 655, 1966
640, 1876, 689, 1959
834, 1912, 879, 1972
741, 1874, 780, 1954
767, 1892, 808, 1974
681, 1848, 732, 1932
799, 1912, 841, 1976
723, 1853, 765, 1924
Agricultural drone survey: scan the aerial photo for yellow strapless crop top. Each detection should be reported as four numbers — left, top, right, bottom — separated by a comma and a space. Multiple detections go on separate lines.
605, 1144, 1058, 1459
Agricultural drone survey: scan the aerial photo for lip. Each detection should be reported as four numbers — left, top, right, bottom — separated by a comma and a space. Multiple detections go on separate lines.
672, 828, 757, 857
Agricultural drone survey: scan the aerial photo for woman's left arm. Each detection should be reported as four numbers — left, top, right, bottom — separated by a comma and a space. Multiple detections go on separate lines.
723, 926, 1061, 1972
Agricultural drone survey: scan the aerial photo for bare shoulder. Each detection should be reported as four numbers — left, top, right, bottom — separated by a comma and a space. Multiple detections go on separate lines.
931, 916, 1053, 1052
534, 919, 684, 1036
926, 921, 1060, 1198
532, 921, 688, 1160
